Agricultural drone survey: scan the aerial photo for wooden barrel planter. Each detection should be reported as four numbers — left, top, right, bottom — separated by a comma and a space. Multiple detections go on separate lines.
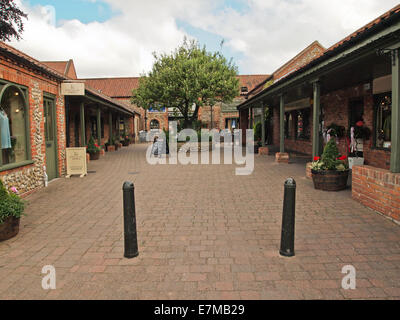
311, 169, 349, 191
0, 217, 20, 242
89, 151, 100, 160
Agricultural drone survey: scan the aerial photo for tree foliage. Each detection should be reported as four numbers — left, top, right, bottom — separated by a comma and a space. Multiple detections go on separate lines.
132, 38, 239, 128
0, 0, 28, 42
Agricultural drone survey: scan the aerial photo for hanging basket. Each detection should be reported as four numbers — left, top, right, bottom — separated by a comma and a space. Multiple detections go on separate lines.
311, 169, 349, 191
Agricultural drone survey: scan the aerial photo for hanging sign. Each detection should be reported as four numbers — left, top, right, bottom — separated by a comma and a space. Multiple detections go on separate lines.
61, 82, 85, 96
66, 147, 87, 178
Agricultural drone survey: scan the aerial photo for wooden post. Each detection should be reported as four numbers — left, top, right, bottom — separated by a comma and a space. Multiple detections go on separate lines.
280, 95, 285, 153
391, 49, 400, 173
312, 81, 321, 159
261, 102, 266, 147
80, 102, 86, 147
109, 112, 113, 141
97, 107, 102, 145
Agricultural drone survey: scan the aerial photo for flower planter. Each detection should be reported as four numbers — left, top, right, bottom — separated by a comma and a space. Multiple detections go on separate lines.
348, 157, 364, 170
0, 217, 20, 242
122, 141, 130, 147
107, 145, 116, 152
89, 151, 100, 160
311, 169, 349, 191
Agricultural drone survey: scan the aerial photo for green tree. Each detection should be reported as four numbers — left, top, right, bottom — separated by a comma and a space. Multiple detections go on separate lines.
132, 38, 239, 128
0, 0, 28, 42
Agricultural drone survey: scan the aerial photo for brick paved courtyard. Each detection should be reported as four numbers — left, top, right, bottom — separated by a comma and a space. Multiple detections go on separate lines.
0, 144, 399, 300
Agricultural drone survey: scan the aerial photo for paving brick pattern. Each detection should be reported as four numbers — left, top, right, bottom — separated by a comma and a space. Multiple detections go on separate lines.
0, 144, 399, 300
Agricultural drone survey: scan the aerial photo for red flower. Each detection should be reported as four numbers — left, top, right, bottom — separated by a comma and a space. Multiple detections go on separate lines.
314, 156, 320, 161
356, 121, 364, 127
337, 156, 347, 161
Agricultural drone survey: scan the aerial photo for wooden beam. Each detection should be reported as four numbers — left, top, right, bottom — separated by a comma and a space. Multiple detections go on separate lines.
280, 95, 285, 153
312, 81, 321, 159
80, 102, 86, 147
391, 49, 400, 173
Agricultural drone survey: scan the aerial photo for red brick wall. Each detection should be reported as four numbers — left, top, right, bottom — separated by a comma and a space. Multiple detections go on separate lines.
147, 112, 169, 131
352, 165, 400, 222
220, 112, 240, 130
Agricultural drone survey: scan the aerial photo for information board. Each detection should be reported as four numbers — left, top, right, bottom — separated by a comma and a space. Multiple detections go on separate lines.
66, 148, 87, 178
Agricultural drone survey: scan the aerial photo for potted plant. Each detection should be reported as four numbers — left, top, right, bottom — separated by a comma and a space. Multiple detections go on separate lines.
311, 138, 349, 191
0, 181, 25, 242
87, 136, 101, 160
122, 135, 130, 147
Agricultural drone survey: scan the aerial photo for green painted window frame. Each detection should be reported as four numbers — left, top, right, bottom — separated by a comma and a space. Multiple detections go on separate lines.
0, 81, 33, 172
43, 93, 59, 178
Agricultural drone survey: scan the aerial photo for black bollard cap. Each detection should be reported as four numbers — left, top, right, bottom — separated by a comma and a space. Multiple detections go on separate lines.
123, 181, 134, 191
284, 178, 296, 188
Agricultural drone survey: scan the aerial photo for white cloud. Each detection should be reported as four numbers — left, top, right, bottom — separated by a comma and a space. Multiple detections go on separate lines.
8, 0, 400, 78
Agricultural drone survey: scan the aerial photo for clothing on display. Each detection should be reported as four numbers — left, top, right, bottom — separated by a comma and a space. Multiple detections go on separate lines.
0, 109, 11, 149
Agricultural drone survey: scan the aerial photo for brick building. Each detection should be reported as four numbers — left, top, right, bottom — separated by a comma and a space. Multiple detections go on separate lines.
238, 5, 400, 223
0, 42, 66, 196
0, 42, 136, 196
85, 75, 269, 133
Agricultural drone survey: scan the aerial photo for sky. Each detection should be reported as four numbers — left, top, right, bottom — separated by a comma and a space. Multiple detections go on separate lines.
8, 0, 400, 78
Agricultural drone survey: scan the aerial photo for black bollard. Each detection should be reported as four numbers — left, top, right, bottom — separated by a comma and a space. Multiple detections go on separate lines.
279, 178, 296, 257
123, 181, 139, 259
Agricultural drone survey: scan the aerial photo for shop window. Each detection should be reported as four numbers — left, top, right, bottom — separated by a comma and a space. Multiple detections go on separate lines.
374, 93, 391, 149
0, 86, 29, 168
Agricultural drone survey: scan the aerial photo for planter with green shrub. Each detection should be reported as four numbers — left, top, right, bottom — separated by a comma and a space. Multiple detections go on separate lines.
311, 138, 349, 191
0, 181, 25, 242
87, 136, 101, 160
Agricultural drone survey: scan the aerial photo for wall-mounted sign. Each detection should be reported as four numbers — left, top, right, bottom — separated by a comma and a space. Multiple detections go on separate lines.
373, 75, 391, 95
61, 82, 85, 96
66, 148, 87, 178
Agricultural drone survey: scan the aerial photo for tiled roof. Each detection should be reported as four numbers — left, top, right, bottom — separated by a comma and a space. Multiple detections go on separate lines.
41, 60, 78, 79
82, 77, 140, 98
0, 41, 66, 80
238, 3, 400, 109
83, 75, 270, 100
326, 4, 400, 52
0, 42, 134, 114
